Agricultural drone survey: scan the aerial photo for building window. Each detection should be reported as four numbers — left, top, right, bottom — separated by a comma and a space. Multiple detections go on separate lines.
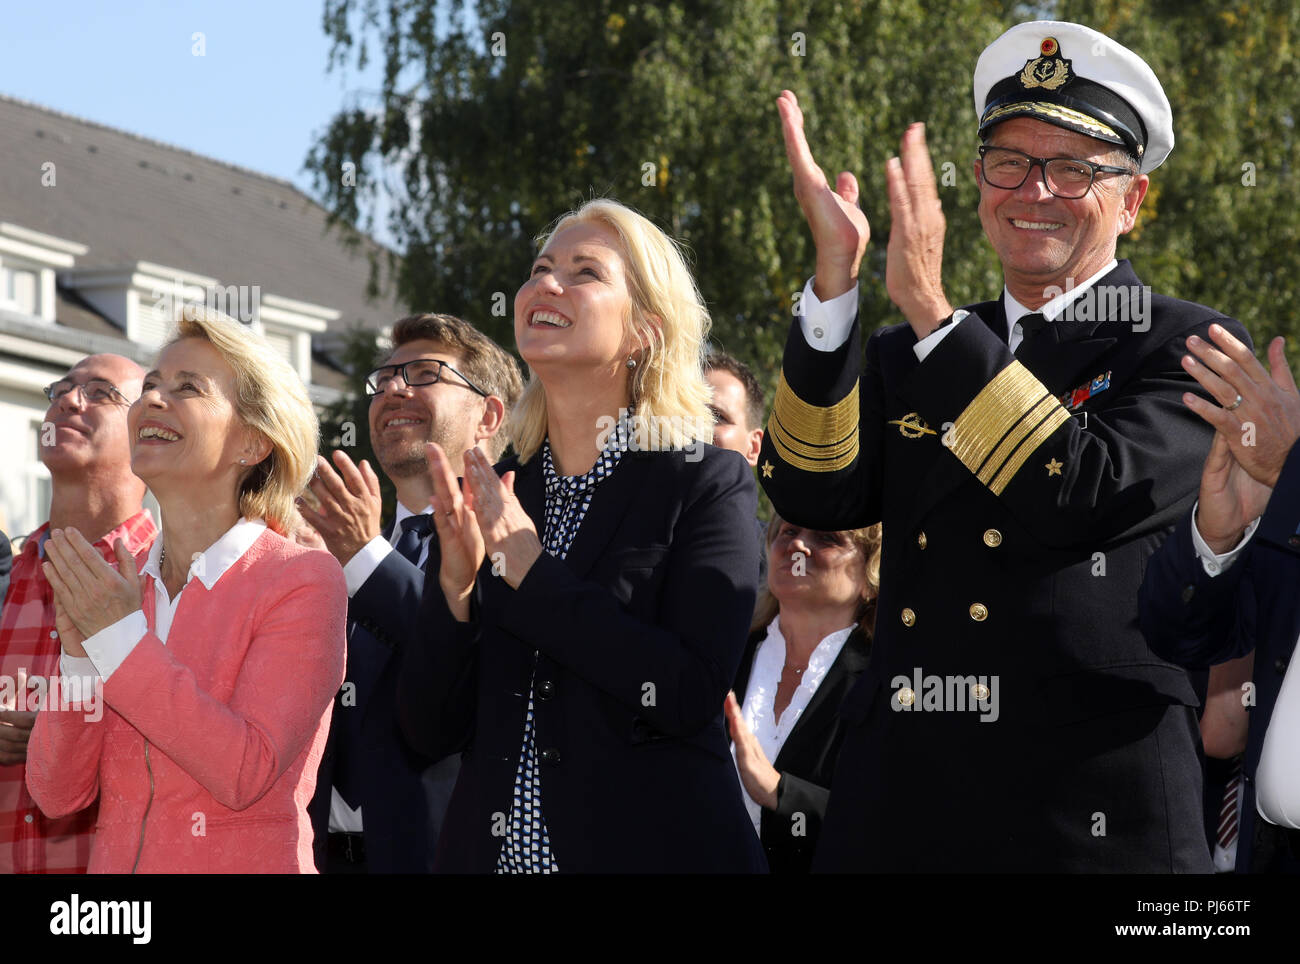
1, 265, 39, 316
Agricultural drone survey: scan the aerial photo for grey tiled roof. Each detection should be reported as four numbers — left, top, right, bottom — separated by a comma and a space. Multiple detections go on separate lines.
0, 93, 405, 345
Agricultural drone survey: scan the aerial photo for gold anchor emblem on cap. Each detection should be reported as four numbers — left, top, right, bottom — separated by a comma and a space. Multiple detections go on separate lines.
1019, 36, 1071, 91
887, 412, 937, 439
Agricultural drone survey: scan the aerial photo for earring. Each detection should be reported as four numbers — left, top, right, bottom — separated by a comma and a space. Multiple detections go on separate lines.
239, 458, 247, 465
626, 356, 637, 370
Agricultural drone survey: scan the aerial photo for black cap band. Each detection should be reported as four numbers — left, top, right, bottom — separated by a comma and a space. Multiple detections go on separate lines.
979, 73, 1148, 160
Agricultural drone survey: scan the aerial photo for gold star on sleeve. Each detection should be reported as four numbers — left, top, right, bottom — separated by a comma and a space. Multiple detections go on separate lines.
1045, 458, 1063, 477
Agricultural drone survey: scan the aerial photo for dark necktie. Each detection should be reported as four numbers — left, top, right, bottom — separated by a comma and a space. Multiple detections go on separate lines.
395, 514, 433, 566
1017, 312, 1049, 341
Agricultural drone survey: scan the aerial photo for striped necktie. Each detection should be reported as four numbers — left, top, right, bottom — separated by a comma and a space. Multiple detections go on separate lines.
1215, 755, 1244, 872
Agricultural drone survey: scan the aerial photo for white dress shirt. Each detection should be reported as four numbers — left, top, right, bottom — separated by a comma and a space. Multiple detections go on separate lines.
1190, 509, 1300, 829
733, 617, 853, 836
60, 519, 267, 682
342, 500, 434, 597
796, 259, 1119, 359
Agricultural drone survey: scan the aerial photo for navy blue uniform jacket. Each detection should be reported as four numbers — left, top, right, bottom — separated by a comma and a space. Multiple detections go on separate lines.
760, 261, 1247, 872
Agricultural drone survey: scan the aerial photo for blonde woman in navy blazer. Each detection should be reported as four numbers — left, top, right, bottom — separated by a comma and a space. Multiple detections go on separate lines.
398, 199, 766, 873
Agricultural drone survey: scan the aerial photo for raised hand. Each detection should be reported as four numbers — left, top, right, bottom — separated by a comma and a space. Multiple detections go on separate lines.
884, 123, 953, 336
777, 90, 869, 301
1194, 431, 1273, 554
42, 532, 142, 640
299, 451, 384, 564
461, 448, 542, 591
724, 690, 780, 810
425, 441, 485, 620
1183, 328, 1300, 487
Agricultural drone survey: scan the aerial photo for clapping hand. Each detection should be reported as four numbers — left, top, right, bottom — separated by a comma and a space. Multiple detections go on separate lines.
777, 90, 870, 302
1182, 328, 1300, 551
298, 451, 384, 564
42, 530, 142, 643
425, 442, 485, 620
883, 124, 954, 336
724, 691, 780, 811
461, 448, 542, 591
778, 92, 951, 336
1182, 328, 1300, 487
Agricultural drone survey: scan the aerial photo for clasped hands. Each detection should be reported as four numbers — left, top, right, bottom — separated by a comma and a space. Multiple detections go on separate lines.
426, 443, 542, 620
777, 89, 952, 337
1181, 326, 1300, 552
41, 530, 143, 658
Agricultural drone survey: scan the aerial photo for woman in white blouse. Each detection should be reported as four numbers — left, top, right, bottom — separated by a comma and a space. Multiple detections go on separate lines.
725, 513, 881, 873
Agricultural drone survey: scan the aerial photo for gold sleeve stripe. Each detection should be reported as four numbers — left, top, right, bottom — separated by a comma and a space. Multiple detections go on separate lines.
771, 372, 859, 445
975, 393, 1058, 486
989, 406, 1070, 495
768, 416, 859, 472
949, 362, 1045, 475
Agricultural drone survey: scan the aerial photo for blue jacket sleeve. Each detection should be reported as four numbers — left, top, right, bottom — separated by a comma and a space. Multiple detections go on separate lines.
349, 549, 425, 650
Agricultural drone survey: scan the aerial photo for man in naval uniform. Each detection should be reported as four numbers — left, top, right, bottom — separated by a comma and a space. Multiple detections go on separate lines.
761, 20, 1251, 871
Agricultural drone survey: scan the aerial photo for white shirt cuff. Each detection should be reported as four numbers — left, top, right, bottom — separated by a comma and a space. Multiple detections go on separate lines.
343, 535, 392, 597
798, 277, 858, 352
82, 610, 148, 681
59, 653, 101, 681
1190, 500, 1260, 577
912, 309, 969, 362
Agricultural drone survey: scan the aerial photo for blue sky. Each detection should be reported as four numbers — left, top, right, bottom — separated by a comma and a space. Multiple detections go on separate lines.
0, 0, 383, 198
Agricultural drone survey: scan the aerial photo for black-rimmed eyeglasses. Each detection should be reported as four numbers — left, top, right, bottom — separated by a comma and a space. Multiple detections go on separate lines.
978, 146, 1136, 200
44, 378, 131, 406
365, 359, 488, 397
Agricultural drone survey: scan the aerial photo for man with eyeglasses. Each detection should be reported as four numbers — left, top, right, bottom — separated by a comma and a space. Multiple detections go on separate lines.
0, 354, 157, 873
761, 21, 1250, 872
301, 313, 522, 873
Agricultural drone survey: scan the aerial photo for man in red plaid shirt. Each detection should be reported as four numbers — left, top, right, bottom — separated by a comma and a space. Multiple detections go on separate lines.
0, 353, 156, 873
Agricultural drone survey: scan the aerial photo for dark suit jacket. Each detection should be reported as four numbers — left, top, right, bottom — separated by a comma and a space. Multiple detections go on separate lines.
1140, 441, 1300, 873
398, 444, 768, 873
309, 525, 458, 873
761, 261, 1242, 871
731, 623, 870, 873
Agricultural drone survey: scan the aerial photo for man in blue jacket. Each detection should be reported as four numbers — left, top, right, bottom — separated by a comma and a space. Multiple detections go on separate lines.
302, 313, 522, 872
1140, 325, 1300, 873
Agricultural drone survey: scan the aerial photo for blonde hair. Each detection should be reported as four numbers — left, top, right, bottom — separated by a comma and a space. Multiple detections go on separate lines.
165, 306, 319, 535
751, 514, 883, 639
510, 199, 714, 462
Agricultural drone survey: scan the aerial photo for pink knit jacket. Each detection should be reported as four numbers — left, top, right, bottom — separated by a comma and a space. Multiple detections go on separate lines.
26, 530, 346, 873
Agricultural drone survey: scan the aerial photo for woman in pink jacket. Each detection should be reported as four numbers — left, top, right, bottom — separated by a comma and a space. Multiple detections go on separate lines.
27, 307, 346, 873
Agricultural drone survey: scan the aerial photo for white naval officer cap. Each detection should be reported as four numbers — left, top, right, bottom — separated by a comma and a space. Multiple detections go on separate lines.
973, 20, 1174, 174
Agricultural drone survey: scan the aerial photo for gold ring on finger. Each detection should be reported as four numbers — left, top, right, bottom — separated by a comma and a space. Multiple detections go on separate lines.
1226, 393, 1243, 411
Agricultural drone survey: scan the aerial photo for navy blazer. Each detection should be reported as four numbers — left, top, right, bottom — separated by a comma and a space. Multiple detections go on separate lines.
1140, 441, 1300, 873
398, 444, 768, 873
731, 624, 870, 873
309, 527, 458, 873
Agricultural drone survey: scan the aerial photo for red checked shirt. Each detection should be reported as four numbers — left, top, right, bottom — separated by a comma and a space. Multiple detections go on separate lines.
0, 510, 156, 873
